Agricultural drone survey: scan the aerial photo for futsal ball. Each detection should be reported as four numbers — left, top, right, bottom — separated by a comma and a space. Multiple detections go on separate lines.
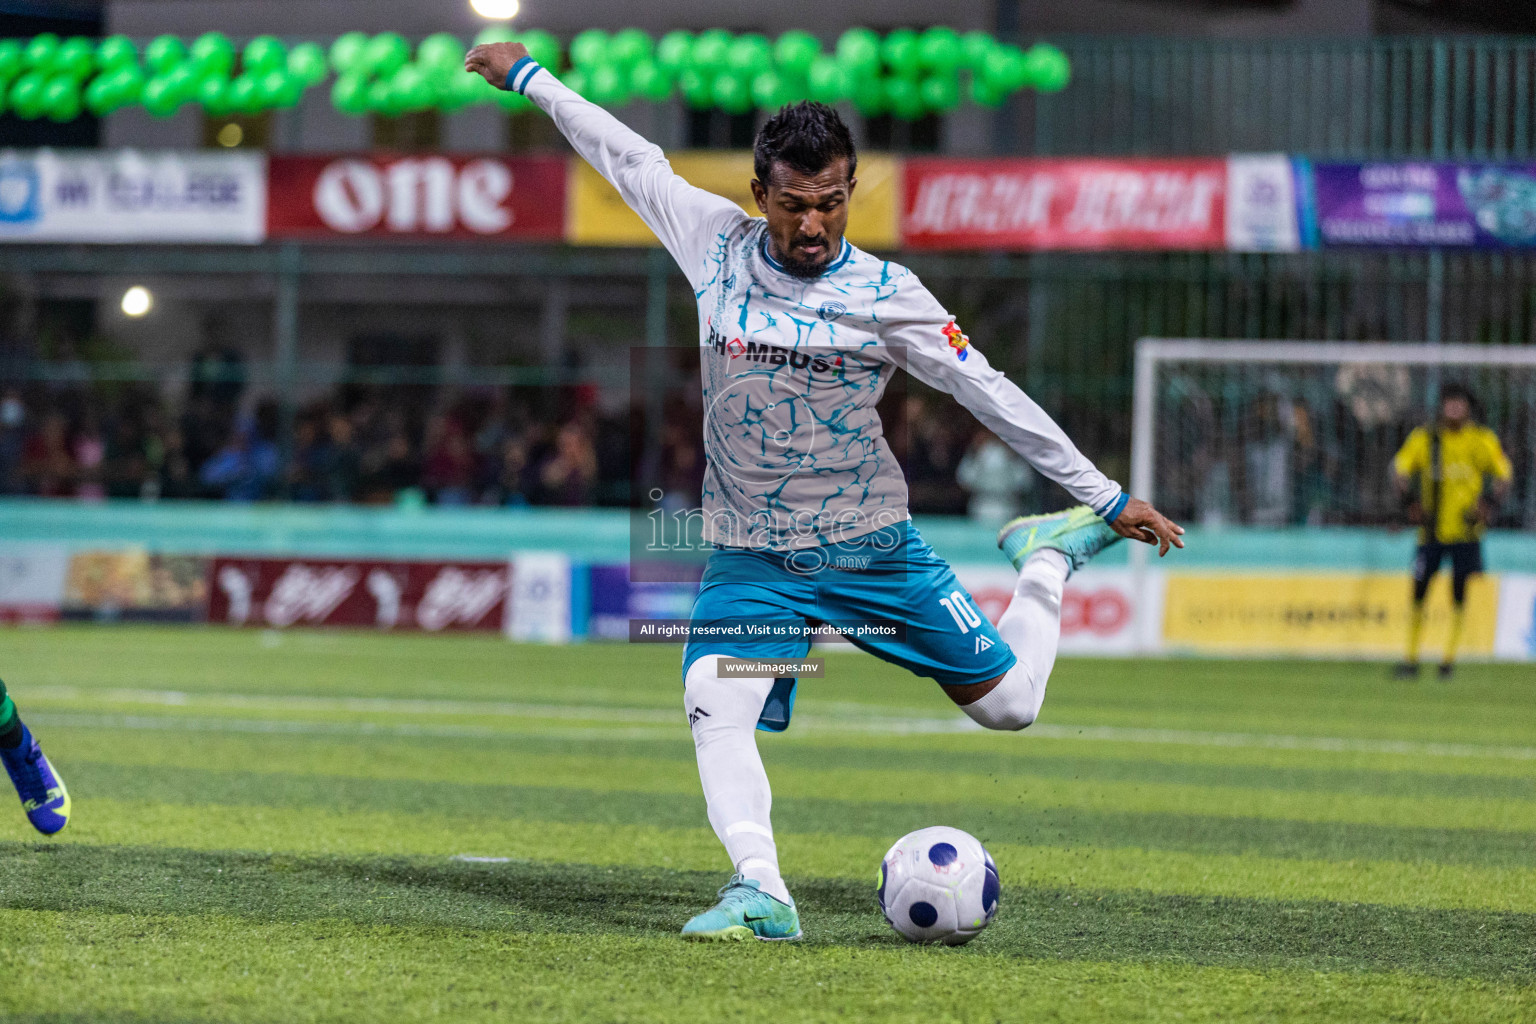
878, 826, 999, 945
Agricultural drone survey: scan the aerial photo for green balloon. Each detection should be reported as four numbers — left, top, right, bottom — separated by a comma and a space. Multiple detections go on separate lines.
145, 35, 186, 74
190, 32, 234, 76
885, 76, 925, 120
331, 73, 370, 115
1024, 43, 1071, 93
416, 33, 461, 71
983, 45, 1029, 91
473, 25, 516, 47
835, 28, 880, 70
677, 68, 711, 109
774, 31, 820, 76
630, 60, 672, 102
807, 56, 849, 104
162, 63, 197, 101
750, 70, 789, 111
569, 29, 608, 69
366, 33, 410, 76
25, 34, 59, 69
656, 31, 692, 72
918, 27, 961, 72
587, 64, 629, 106
728, 33, 772, 75
43, 76, 80, 121
881, 29, 920, 75
84, 74, 114, 114
10, 72, 46, 118
609, 28, 652, 67
561, 68, 589, 98
330, 32, 369, 74
691, 29, 731, 72
961, 31, 994, 69
196, 74, 231, 116
969, 75, 1006, 108
56, 37, 95, 75
108, 65, 146, 105
0, 40, 23, 80
366, 76, 396, 114
851, 74, 886, 116
519, 30, 560, 70
712, 72, 752, 115
142, 77, 180, 117
227, 74, 260, 114
260, 69, 302, 108
288, 41, 328, 85
244, 36, 286, 74
919, 74, 960, 112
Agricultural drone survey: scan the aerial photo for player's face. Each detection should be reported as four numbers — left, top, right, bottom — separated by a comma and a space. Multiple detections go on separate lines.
752, 159, 857, 279
1442, 396, 1471, 426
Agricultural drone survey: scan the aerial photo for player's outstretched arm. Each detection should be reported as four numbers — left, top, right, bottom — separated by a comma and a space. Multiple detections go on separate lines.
465, 42, 742, 286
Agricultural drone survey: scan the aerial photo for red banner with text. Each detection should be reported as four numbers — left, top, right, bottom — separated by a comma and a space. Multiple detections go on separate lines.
207, 557, 510, 632
267, 154, 567, 241
901, 157, 1228, 250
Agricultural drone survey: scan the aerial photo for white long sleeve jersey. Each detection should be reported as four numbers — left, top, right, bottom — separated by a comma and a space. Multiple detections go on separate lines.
517, 61, 1125, 551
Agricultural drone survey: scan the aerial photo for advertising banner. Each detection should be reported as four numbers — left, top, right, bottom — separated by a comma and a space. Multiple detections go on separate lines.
953, 566, 1151, 655
0, 149, 265, 243
208, 557, 509, 631
567, 151, 900, 249
507, 552, 572, 642
267, 154, 566, 241
586, 564, 700, 641
1161, 572, 1498, 657
1225, 154, 1303, 253
901, 157, 1228, 251
0, 544, 69, 623
1308, 161, 1536, 248
63, 550, 207, 622
1493, 574, 1536, 660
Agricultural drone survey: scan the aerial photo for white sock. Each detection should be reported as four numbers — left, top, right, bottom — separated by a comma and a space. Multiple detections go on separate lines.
683, 655, 792, 905
962, 549, 1070, 731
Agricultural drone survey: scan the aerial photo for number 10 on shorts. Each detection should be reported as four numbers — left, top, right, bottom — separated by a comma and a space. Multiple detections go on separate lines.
939, 590, 984, 633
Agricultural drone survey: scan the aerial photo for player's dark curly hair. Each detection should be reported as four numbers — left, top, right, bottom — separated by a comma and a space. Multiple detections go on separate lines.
753, 101, 858, 186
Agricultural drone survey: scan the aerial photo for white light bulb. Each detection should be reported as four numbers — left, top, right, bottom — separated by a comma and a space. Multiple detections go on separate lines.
121, 286, 152, 317
470, 0, 520, 19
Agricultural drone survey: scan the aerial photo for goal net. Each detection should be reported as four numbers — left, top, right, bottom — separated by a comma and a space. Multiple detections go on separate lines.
1131, 340, 1536, 533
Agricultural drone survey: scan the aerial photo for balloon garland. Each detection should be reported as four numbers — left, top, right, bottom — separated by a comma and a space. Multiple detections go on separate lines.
0, 28, 1070, 122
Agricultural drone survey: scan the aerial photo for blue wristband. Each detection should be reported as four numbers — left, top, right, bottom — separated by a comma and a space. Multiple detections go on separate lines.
505, 56, 543, 94
1099, 491, 1130, 524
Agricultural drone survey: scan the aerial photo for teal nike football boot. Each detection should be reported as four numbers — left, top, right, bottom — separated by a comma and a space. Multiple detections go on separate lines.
680, 875, 802, 942
997, 504, 1123, 574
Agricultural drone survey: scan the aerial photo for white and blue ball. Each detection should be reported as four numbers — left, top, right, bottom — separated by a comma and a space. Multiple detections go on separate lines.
878, 825, 999, 945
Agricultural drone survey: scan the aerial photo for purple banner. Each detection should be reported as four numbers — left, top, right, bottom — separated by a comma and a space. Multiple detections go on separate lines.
1310, 161, 1536, 248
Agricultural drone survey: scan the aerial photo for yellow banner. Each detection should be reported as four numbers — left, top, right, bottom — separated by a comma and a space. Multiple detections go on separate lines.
1161, 573, 1497, 656
567, 151, 899, 250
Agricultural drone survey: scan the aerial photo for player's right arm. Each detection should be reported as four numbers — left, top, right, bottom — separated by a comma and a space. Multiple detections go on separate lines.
465, 42, 745, 287
1391, 427, 1428, 523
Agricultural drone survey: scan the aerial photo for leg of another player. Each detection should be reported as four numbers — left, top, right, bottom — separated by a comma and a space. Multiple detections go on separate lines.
1440, 571, 1470, 680
684, 655, 791, 903
1396, 555, 1433, 680
952, 549, 1072, 731
0, 675, 71, 835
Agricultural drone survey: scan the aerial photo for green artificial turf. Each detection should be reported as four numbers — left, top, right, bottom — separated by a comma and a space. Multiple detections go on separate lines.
0, 626, 1533, 1022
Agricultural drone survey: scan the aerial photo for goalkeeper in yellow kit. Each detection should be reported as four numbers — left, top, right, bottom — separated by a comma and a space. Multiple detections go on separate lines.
1391, 384, 1513, 679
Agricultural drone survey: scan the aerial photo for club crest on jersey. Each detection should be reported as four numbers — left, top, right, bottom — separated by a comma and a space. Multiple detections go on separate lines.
818, 301, 847, 322
943, 320, 970, 361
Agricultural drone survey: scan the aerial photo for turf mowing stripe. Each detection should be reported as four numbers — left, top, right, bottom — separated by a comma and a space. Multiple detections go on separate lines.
1, 846, 1531, 982
3, 908, 1532, 1024
14, 799, 1536, 912
50, 760, 1536, 869
24, 688, 1536, 762
38, 721, 1536, 834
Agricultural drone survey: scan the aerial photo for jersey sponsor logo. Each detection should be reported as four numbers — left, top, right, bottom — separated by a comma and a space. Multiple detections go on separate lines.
818, 301, 847, 322
707, 324, 847, 378
942, 320, 970, 361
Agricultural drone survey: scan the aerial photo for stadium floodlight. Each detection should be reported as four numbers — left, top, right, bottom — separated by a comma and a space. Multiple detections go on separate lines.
121, 285, 152, 317
470, 0, 520, 19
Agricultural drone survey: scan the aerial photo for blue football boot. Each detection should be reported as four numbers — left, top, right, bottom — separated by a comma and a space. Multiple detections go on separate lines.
680, 875, 802, 942
1, 724, 71, 836
998, 504, 1123, 574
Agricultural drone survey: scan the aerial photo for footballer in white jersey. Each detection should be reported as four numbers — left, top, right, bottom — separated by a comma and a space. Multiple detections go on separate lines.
468, 42, 1183, 942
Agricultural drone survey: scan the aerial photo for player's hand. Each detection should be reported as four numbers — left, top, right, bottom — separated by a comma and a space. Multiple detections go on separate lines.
1406, 502, 1424, 526
464, 41, 529, 89
1109, 497, 1185, 557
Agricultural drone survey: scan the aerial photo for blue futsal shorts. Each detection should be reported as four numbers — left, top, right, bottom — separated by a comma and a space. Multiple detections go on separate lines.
681, 520, 1016, 732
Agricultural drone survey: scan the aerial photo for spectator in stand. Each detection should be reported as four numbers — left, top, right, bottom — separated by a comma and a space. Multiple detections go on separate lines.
72, 415, 107, 501
536, 421, 598, 506
956, 429, 1036, 527
358, 419, 420, 504
200, 417, 278, 501
22, 412, 75, 497
324, 413, 362, 502
421, 414, 475, 505
289, 417, 329, 502
0, 389, 25, 494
